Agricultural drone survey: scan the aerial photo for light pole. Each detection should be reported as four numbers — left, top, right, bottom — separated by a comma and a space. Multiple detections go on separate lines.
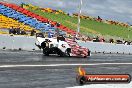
76, 0, 83, 37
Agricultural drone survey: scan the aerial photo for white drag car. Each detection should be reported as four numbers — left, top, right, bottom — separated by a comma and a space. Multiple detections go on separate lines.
35, 33, 90, 58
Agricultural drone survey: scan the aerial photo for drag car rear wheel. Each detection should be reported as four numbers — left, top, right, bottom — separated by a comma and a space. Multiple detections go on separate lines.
43, 48, 49, 56
58, 51, 65, 57
56, 48, 65, 57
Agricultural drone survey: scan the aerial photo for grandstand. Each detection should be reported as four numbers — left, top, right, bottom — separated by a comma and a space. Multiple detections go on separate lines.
0, 2, 72, 35
21, 3, 129, 28
0, 2, 132, 41
0, 14, 34, 31
26, 4, 132, 41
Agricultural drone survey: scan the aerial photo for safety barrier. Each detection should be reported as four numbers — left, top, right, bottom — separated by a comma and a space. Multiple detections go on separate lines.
0, 35, 39, 51
77, 41, 132, 54
0, 35, 132, 54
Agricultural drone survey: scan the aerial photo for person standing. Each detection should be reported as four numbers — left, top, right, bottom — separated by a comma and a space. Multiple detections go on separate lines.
30, 29, 36, 36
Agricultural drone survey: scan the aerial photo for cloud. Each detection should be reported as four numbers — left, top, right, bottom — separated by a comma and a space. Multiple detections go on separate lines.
0, 0, 132, 23
82, 9, 97, 15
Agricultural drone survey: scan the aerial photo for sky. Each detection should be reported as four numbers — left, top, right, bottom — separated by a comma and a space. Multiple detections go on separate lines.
1, 0, 132, 24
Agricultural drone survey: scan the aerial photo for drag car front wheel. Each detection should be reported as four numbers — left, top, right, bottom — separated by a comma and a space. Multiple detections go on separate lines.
88, 50, 91, 56
83, 56, 87, 58
65, 48, 71, 57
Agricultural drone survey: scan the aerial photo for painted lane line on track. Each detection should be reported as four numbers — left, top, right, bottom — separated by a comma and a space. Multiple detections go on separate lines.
0, 63, 132, 68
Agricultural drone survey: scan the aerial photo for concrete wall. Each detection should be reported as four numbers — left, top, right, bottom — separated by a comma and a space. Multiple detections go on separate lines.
0, 35, 39, 51
0, 35, 132, 54
77, 41, 132, 54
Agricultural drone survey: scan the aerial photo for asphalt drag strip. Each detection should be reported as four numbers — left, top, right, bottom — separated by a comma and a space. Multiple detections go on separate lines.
0, 63, 132, 69
0, 51, 132, 88
67, 82, 132, 88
